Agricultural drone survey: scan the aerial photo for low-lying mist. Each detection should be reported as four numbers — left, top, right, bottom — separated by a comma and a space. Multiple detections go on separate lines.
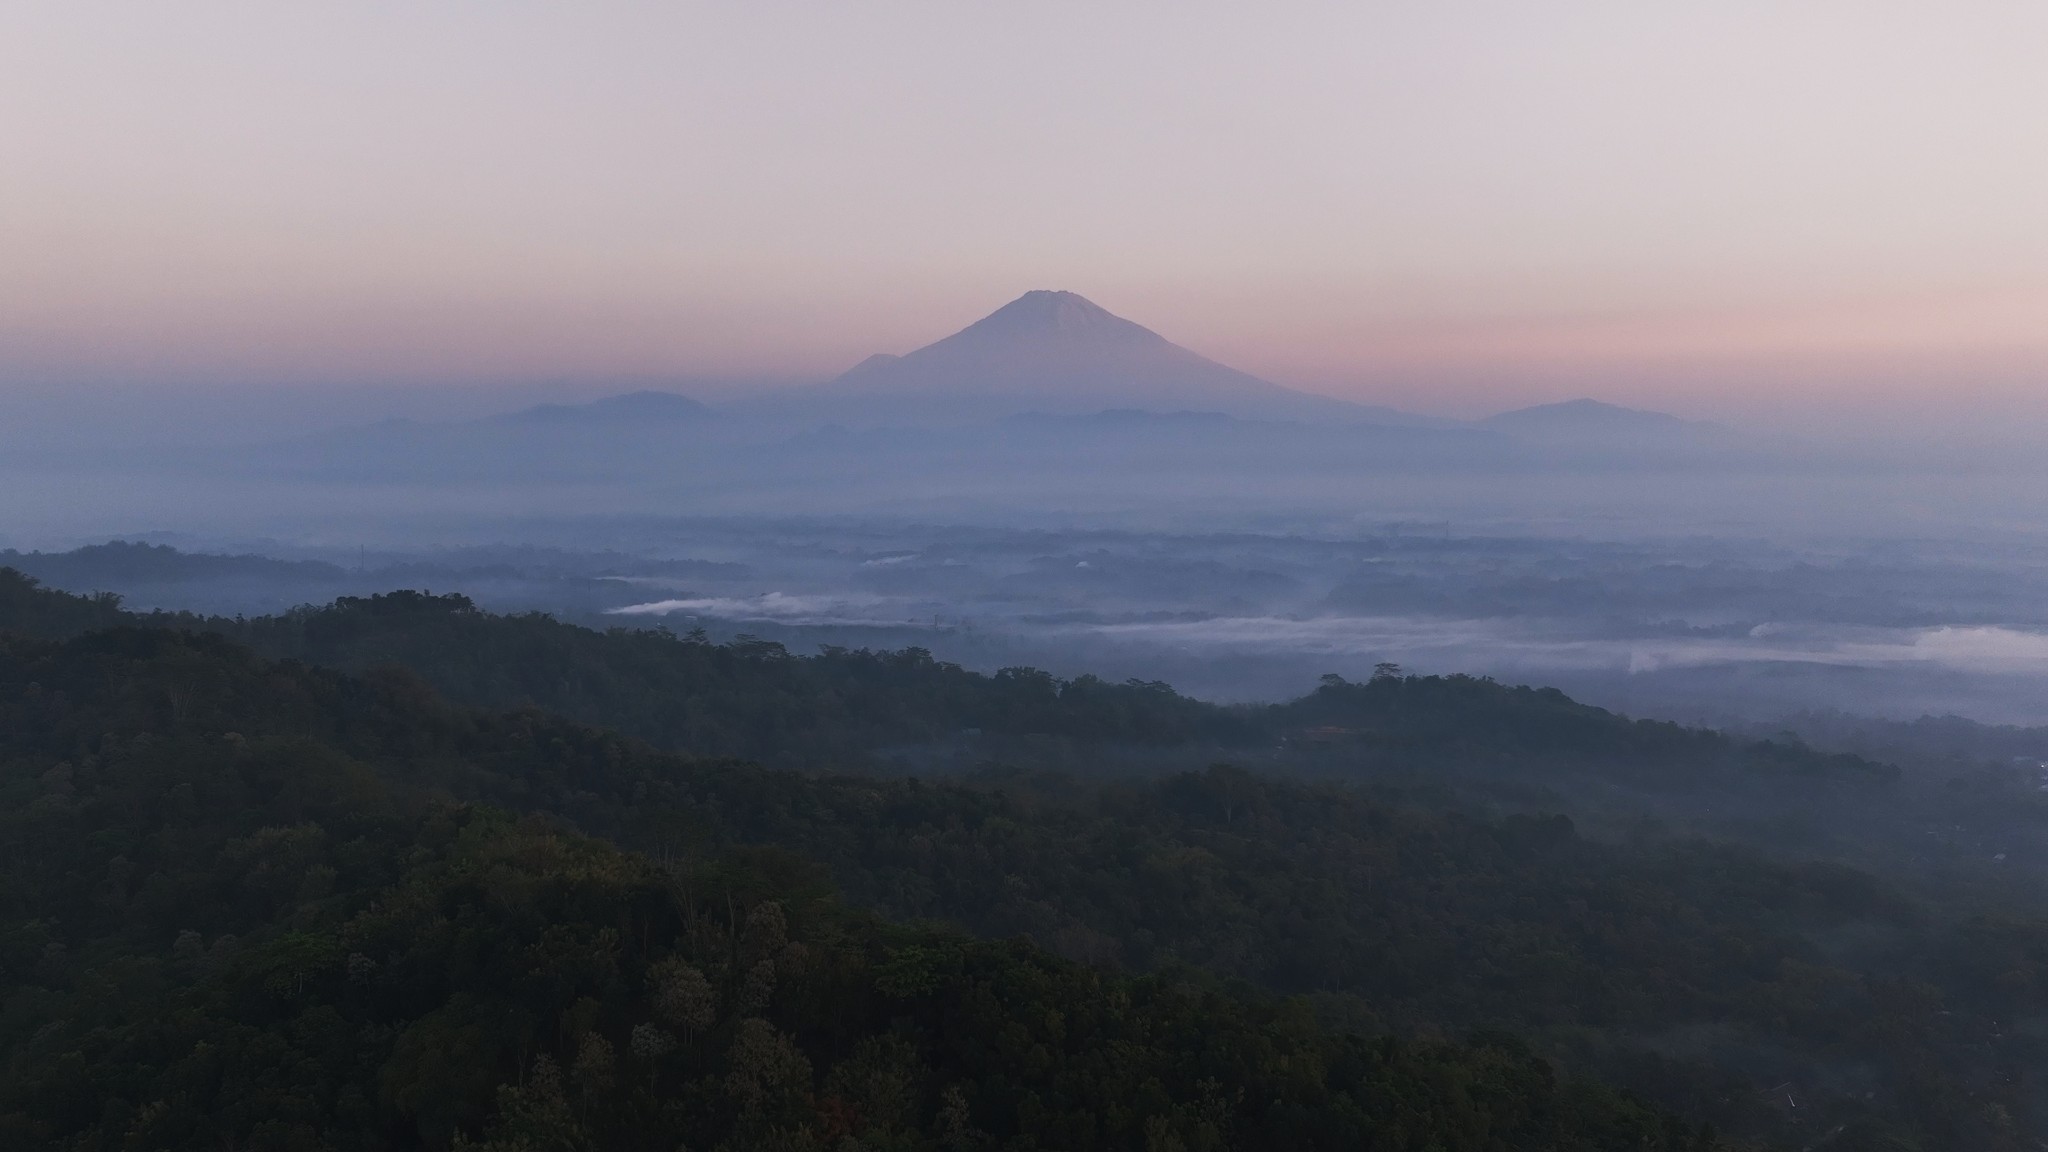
14, 517, 2048, 727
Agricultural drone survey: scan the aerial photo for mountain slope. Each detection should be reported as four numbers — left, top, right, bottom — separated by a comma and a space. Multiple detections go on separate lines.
820, 290, 1430, 423
4, 568, 2040, 1148
1480, 399, 1730, 445
268, 390, 723, 482
484, 388, 716, 426
0, 616, 1715, 1150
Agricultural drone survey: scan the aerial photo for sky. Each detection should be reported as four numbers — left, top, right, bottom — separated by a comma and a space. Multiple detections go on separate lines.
6, 2, 2048, 428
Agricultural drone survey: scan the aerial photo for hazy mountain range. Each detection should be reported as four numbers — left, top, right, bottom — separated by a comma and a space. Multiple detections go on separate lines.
64, 290, 1839, 533
803, 289, 1437, 425
291, 290, 1721, 458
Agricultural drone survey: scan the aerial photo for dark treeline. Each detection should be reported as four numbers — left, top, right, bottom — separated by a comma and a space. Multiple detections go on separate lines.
0, 541, 349, 587
4, 569, 2047, 1149
11, 577, 1874, 787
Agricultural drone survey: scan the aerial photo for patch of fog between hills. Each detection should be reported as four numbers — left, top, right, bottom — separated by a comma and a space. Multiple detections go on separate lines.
604, 594, 2048, 679
1077, 615, 2048, 677
606, 591, 917, 628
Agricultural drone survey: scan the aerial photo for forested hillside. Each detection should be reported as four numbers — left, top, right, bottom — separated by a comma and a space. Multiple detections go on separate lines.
153, 584, 2048, 915
5, 569, 2047, 1149
0, 624, 1708, 1150
16, 577, 1873, 783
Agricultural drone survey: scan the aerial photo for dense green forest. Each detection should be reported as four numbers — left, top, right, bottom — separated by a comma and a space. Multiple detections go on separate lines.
5, 569, 2048, 1149
154, 585, 2048, 914
0, 612, 1707, 1148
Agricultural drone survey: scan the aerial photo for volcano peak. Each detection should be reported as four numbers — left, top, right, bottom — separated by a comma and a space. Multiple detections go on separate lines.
824, 290, 1378, 422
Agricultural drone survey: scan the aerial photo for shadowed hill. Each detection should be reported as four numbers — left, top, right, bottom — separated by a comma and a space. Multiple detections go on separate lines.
0, 623, 1718, 1150
2, 566, 2035, 1146
0, 569, 1890, 792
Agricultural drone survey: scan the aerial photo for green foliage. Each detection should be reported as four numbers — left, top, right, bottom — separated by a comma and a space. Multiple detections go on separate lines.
201, 589, 1259, 765
0, 570, 2029, 1149
0, 569, 126, 641
0, 627, 1710, 1149
1280, 671, 1896, 784
0, 569, 1895, 791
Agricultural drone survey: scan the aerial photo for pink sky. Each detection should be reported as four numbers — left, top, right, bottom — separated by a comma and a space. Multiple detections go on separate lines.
5, 3, 2047, 428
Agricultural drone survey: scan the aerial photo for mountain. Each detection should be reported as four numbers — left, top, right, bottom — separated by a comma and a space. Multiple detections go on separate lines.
485, 389, 715, 426
1479, 399, 1726, 444
268, 390, 724, 482
817, 290, 1436, 424
0, 540, 345, 588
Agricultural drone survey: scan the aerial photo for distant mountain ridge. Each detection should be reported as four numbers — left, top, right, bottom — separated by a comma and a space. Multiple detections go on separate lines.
273, 388, 725, 483
490, 389, 714, 425
255, 291, 1738, 494
1480, 399, 1729, 443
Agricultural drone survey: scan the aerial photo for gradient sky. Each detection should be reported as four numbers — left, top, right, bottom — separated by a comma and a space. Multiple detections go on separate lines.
6, 2, 2048, 426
